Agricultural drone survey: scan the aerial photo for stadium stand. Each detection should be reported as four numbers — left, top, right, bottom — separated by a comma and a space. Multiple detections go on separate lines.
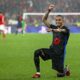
0, 0, 80, 33
0, 0, 80, 14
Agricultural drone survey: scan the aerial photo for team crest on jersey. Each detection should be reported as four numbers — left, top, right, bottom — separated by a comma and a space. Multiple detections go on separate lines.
53, 37, 61, 45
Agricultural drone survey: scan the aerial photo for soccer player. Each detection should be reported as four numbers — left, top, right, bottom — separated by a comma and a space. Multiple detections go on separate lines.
21, 19, 26, 34
16, 15, 22, 34
0, 11, 6, 39
32, 4, 70, 78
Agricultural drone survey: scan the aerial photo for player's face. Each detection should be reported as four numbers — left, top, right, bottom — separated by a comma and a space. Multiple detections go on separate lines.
55, 16, 64, 27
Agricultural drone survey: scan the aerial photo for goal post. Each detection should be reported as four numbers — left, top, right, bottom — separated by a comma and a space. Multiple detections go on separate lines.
22, 12, 80, 33
23, 12, 80, 19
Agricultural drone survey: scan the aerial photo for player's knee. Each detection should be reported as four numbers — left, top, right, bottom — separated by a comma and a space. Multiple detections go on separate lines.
34, 49, 41, 57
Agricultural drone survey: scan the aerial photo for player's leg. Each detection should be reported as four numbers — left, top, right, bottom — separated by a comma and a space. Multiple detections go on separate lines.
2, 30, 6, 39
0, 30, 1, 37
32, 48, 51, 78
0, 30, 6, 40
64, 65, 70, 76
51, 50, 65, 77
56, 58, 65, 77
16, 27, 18, 34
63, 48, 70, 76
52, 48, 70, 77
0, 25, 6, 40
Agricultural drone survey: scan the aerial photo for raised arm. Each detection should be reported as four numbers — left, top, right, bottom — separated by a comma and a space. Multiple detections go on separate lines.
42, 4, 54, 28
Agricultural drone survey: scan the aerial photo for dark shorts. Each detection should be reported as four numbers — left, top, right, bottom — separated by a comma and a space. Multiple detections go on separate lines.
38, 48, 65, 72
38, 48, 52, 60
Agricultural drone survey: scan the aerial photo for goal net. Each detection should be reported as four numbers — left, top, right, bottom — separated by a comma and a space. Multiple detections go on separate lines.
23, 12, 80, 33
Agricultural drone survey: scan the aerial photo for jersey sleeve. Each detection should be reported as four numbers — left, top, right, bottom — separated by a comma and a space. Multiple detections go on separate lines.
64, 26, 70, 42
64, 26, 70, 34
50, 24, 57, 29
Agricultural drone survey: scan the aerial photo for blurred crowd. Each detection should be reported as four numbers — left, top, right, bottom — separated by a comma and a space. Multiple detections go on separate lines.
0, 0, 80, 27
0, 0, 80, 14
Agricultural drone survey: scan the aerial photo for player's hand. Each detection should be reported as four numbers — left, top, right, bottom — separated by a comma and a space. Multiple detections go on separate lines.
53, 28, 61, 32
48, 4, 54, 11
47, 28, 52, 32
53, 28, 66, 32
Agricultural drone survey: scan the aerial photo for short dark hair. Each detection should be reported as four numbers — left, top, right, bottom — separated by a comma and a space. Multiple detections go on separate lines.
56, 15, 64, 19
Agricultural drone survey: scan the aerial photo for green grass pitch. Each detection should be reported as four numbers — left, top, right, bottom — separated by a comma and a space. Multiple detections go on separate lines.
0, 33, 80, 80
